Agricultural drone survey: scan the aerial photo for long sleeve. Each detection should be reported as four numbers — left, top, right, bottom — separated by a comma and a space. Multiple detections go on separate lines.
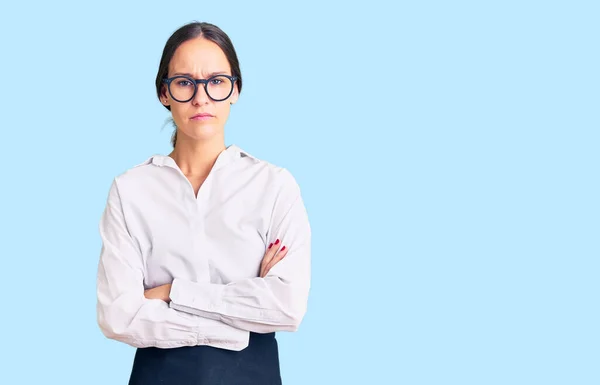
96, 179, 249, 350
169, 169, 311, 334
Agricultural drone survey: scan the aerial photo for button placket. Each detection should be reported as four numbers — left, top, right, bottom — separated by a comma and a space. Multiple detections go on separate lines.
194, 172, 214, 284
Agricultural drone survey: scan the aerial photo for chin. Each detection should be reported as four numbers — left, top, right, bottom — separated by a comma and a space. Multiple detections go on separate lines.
182, 123, 223, 140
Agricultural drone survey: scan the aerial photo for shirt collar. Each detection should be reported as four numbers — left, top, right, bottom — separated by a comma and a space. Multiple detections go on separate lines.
149, 144, 254, 171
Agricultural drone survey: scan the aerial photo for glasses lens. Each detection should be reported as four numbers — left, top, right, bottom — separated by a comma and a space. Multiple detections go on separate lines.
206, 76, 233, 101
169, 76, 195, 101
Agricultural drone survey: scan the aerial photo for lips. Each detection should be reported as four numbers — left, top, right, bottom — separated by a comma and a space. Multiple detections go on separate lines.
190, 113, 214, 121
191, 113, 213, 118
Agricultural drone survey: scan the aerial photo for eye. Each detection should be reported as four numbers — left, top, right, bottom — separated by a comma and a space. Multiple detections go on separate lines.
177, 80, 193, 87
210, 78, 223, 85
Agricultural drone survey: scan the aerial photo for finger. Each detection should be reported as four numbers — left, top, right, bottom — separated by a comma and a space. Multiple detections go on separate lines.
260, 247, 275, 277
260, 239, 281, 275
263, 246, 288, 277
265, 246, 288, 276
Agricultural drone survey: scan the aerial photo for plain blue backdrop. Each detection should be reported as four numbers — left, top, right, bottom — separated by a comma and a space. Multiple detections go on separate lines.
0, 1, 597, 384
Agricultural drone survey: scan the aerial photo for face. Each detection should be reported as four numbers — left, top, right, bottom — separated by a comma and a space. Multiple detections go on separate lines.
160, 37, 239, 143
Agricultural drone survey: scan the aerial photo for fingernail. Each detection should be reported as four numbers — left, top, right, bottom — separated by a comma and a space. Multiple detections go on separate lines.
268, 243, 273, 249
281, 246, 286, 251
275, 239, 280, 245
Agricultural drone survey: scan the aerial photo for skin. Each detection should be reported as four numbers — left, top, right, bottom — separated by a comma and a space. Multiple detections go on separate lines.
144, 37, 288, 302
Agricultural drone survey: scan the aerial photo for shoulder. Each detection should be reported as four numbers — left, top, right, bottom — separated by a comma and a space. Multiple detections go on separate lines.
237, 147, 300, 193
108, 154, 164, 193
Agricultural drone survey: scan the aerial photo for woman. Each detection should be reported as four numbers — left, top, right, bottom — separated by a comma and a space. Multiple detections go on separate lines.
96, 21, 311, 385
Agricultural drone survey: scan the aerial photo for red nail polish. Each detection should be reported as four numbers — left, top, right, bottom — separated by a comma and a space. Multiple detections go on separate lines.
268, 243, 273, 249
275, 239, 280, 245
281, 246, 286, 251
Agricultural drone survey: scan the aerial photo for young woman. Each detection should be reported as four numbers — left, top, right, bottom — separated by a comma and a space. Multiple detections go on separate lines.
96, 21, 311, 384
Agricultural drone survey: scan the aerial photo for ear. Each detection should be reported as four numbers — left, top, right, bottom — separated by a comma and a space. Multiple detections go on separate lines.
229, 83, 240, 105
160, 85, 169, 106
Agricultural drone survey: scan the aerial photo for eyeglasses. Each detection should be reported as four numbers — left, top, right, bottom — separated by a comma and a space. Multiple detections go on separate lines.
162, 74, 238, 102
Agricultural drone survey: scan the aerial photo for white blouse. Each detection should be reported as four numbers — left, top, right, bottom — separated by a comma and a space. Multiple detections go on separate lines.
96, 145, 311, 350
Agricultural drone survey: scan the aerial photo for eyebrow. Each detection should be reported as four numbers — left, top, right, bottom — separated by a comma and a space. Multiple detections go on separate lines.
172, 71, 230, 78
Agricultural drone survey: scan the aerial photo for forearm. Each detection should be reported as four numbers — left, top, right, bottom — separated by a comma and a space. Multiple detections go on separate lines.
98, 271, 249, 350
169, 275, 310, 333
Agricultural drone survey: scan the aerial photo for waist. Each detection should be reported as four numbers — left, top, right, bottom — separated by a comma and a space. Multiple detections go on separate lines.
130, 332, 281, 383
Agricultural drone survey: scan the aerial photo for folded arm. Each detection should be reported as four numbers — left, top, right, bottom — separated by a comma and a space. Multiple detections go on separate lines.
96, 179, 249, 350
169, 169, 312, 333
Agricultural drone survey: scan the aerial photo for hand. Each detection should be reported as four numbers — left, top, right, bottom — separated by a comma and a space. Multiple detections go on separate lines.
144, 283, 172, 303
260, 239, 289, 278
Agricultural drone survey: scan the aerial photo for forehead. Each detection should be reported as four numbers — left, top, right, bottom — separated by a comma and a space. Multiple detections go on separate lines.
168, 37, 230, 76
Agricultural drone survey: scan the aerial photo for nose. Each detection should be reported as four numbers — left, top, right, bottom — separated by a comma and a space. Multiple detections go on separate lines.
192, 83, 210, 105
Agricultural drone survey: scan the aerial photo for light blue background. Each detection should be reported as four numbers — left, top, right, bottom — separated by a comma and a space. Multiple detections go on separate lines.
0, 1, 597, 384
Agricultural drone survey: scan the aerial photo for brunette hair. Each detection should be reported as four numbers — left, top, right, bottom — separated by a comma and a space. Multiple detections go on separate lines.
155, 22, 242, 147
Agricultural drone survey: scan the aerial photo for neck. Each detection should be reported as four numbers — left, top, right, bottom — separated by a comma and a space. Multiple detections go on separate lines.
169, 135, 226, 177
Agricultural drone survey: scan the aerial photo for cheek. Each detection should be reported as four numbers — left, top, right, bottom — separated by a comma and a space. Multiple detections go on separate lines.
215, 103, 231, 121
170, 105, 187, 125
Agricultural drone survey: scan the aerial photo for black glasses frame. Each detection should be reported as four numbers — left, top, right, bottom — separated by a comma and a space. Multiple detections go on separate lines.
162, 74, 238, 102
